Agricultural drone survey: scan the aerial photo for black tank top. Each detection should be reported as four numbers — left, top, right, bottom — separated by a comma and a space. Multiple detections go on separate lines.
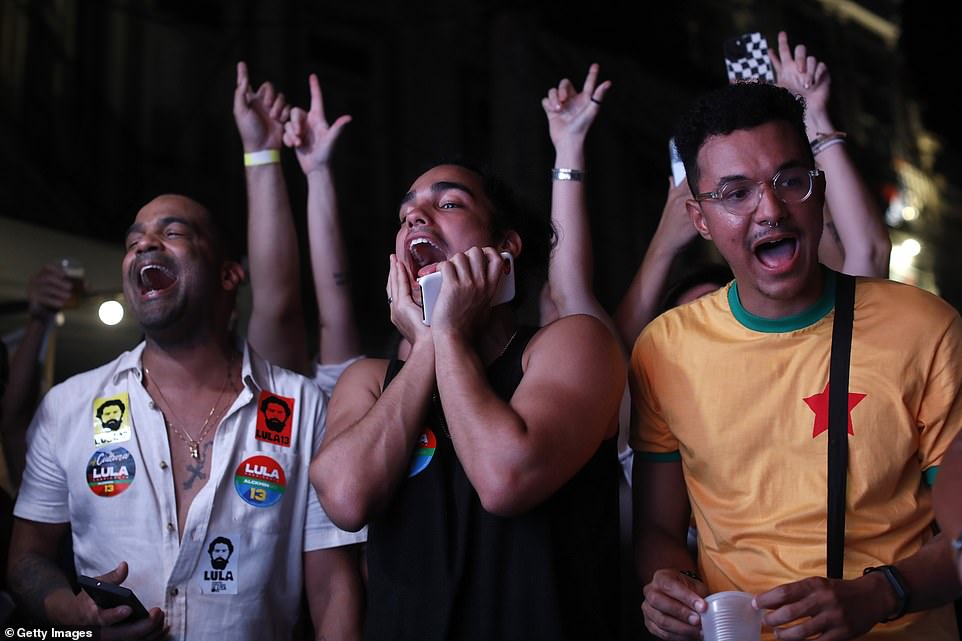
364, 326, 620, 641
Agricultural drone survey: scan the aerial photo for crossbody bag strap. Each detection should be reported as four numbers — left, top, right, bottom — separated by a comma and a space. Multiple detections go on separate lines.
827, 273, 856, 579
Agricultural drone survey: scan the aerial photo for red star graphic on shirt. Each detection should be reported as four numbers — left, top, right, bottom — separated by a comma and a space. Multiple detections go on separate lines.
803, 382, 866, 438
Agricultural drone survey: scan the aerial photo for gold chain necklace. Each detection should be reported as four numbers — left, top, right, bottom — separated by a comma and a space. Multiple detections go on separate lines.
432, 329, 519, 438
145, 353, 235, 459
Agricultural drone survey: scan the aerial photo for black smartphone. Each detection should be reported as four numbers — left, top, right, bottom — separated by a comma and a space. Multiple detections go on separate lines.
78, 575, 150, 621
723, 31, 775, 84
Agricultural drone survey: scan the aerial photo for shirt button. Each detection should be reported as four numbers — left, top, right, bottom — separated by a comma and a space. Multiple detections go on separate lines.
169, 587, 179, 596
149, 401, 157, 410
166, 522, 175, 532
159, 461, 169, 470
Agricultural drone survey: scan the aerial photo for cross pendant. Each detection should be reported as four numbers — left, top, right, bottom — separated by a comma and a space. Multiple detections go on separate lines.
189, 441, 200, 459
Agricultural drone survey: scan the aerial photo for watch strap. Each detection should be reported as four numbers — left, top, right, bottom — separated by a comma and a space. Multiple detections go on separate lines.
863, 565, 909, 621
679, 569, 702, 582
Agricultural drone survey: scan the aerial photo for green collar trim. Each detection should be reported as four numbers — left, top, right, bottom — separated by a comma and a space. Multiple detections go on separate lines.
729, 269, 837, 333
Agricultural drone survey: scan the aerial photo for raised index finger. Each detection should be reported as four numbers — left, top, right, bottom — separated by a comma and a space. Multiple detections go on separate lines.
581, 62, 600, 95
234, 61, 252, 110
309, 73, 327, 121
777, 30, 793, 65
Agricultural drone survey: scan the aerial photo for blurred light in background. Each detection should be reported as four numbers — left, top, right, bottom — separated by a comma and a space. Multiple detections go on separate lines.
98, 300, 124, 326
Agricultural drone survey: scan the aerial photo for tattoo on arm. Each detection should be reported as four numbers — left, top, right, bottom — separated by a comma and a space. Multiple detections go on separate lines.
333, 271, 351, 287
9, 553, 73, 621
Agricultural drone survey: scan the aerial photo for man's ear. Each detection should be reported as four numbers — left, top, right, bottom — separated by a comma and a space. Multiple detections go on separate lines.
687, 200, 713, 241
221, 260, 246, 292
498, 230, 522, 259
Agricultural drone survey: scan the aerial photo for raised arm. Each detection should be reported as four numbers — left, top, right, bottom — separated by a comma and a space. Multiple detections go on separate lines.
770, 31, 891, 278
1, 264, 71, 486
232, 61, 310, 374
614, 177, 697, 350
436, 312, 624, 516
427, 246, 624, 515
540, 64, 620, 341
283, 73, 360, 365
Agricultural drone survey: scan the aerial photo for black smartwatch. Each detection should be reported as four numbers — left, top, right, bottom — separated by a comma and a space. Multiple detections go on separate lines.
863, 565, 910, 622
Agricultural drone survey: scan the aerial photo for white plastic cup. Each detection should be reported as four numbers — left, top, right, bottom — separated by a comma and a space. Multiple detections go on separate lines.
701, 591, 762, 641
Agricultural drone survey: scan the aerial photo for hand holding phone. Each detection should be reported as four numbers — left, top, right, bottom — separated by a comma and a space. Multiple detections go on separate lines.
78, 574, 150, 621
724, 32, 775, 84
418, 252, 515, 326
668, 137, 686, 186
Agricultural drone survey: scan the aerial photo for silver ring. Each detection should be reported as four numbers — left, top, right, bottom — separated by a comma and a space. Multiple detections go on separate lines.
387, 297, 393, 303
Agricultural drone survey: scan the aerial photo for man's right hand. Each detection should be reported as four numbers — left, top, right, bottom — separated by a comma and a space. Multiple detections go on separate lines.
386, 254, 432, 347
641, 568, 708, 640
650, 177, 698, 255
74, 562, 167, 641
233, 60, 289, 153
27, 263, 73, 321
282, 73, 351, 177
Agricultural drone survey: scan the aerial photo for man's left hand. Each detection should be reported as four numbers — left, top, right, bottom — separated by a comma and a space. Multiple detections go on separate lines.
754, 573, 892, 641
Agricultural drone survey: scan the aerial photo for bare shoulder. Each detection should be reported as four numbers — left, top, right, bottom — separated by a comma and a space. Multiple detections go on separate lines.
525, 314, 625, 369
528, 314, 622, 355
332, 357, 391, 398
325, 357, 393, 435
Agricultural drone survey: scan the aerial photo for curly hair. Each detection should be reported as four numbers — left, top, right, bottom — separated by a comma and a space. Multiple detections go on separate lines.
673, 82, 813, 194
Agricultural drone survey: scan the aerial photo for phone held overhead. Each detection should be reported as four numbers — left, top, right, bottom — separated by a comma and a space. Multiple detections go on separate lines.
723, 31, 775, 84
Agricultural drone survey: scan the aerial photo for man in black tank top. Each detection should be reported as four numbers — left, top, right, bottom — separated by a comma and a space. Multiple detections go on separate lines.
310, 162, 627, 641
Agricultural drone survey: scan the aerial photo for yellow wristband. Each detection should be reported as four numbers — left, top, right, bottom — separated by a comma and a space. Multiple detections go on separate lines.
244, 149, 281, 166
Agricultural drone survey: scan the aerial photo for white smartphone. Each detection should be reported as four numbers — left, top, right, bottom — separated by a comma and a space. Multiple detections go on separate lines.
723, 31, 775, 84
669, 137, 686, 186
417, 252, 515, 326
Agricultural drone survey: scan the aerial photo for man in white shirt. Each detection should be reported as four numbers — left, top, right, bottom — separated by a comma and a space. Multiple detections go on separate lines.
8, 194, 364, 640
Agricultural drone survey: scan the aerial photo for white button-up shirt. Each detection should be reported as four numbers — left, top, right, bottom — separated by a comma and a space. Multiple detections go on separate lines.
15, 341, 365, 641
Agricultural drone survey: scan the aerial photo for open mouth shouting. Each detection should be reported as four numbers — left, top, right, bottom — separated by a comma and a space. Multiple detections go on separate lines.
752, 233, 799, 274
134, 261, 178, 299
408, 235, 447, 278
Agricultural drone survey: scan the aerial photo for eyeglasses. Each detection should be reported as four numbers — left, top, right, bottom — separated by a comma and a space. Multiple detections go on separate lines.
694, 167, 823, 216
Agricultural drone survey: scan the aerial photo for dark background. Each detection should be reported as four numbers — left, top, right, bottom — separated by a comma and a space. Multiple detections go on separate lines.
1, 2, 959, 638
1, 0, 959, 376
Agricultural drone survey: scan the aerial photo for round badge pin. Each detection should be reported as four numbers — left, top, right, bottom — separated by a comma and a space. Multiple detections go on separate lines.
86, 446, 136, 497
234, 454, 287, 507
407, 428, 437, 477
